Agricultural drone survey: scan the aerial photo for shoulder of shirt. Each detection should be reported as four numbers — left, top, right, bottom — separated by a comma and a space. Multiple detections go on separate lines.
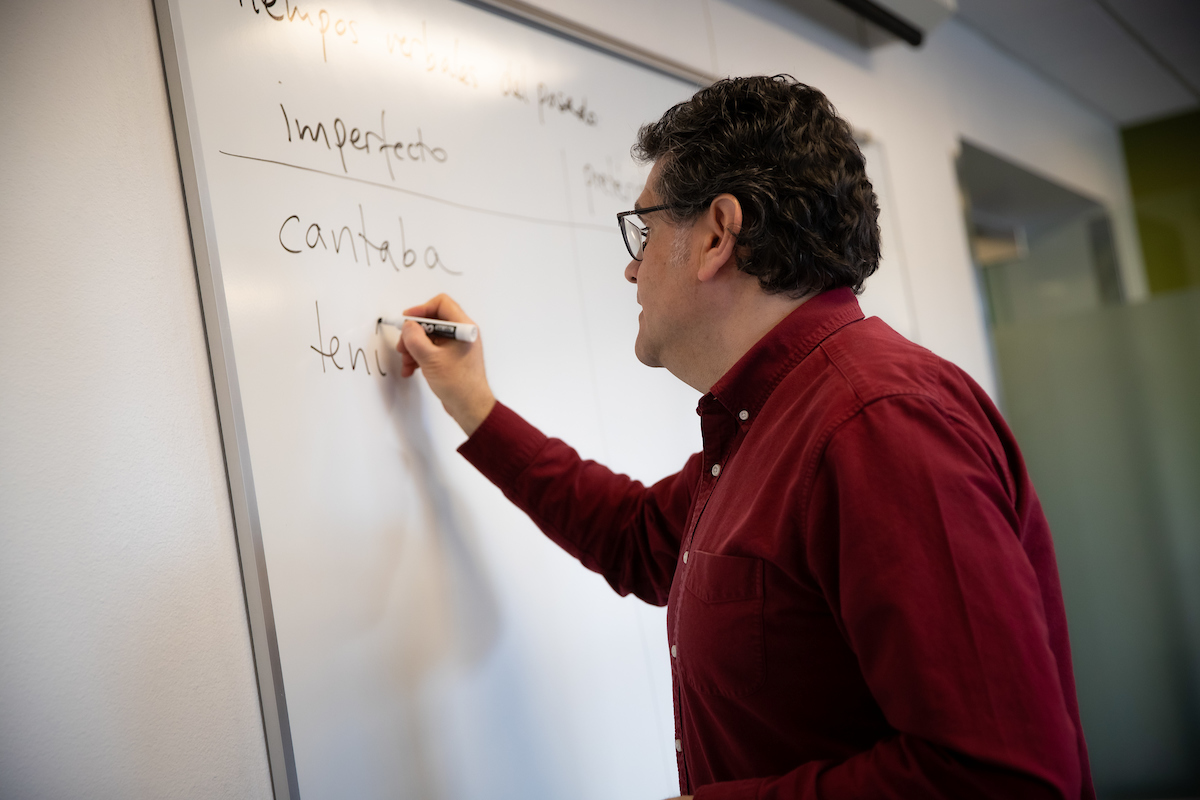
775, 315, 992, 445
819, 316, 954, 404
739, 315, 1015, 533
808, 317, 1024, 505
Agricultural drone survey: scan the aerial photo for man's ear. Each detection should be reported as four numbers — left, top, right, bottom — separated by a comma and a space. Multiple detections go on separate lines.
696, 194, 742, 283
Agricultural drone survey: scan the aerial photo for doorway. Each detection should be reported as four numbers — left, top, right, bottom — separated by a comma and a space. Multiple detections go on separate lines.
957, 140, 1200, 798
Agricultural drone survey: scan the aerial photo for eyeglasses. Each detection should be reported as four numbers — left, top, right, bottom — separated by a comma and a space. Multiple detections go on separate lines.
616, 204, 688, 261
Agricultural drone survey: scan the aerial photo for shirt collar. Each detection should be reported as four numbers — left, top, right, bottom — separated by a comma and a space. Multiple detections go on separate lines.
701, 287, 866, 422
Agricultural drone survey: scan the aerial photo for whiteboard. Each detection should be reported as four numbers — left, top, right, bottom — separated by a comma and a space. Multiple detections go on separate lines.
154, 2, 916, 797
155, 1, 700, 798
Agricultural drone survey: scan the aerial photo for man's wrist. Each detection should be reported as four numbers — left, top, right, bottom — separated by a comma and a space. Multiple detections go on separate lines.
450, 392, 496, 437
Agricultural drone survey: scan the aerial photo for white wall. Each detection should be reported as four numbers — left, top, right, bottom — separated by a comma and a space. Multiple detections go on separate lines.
0, 0, 1141, 797
0, 0, 273, 797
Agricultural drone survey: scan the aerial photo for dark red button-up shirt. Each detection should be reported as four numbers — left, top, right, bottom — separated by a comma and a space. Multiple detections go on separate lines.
459, 288, 1094, 799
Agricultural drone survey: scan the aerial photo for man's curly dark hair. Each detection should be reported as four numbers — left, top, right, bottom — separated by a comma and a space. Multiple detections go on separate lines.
633, 75, 881, 298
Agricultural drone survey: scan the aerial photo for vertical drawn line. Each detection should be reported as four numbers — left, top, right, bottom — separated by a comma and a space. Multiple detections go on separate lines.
871, 139, 921, 344
559, 148, 611, 460
701, 0, 720, 76
313, 300, 326, 372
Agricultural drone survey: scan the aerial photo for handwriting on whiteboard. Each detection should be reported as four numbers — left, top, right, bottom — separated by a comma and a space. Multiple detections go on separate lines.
537, 85, 598, 127
500, 64, 598, 126
280, 204, 460, 275
385, 21, 480, 89
280, 105, 448, 179
310, 301, 390, 376
583, 159, 639, 214
234, 1, 601, 128
238, 0, 359, 62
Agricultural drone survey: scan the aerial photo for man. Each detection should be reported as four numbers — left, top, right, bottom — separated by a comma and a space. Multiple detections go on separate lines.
397, 76, 1094, 799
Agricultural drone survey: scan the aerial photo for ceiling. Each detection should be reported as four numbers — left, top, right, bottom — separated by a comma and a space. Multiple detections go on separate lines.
949, 0, 1200, 126
780, 0, 1200, 126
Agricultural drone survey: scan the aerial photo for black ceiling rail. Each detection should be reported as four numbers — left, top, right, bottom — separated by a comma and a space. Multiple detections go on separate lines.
830, 0, 925, 46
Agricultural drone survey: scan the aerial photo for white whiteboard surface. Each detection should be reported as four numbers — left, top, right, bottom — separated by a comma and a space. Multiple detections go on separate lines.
155, 1, 699, 799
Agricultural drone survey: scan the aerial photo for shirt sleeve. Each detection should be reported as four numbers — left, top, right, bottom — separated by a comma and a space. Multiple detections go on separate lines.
695, 394, 1083, 800
458, 401, 698, 606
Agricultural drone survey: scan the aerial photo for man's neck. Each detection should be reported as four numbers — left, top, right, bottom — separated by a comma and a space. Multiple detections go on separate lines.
673, 288, 812, 394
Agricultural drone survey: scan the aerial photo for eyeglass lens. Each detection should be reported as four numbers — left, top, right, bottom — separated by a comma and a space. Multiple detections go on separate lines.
621, 216, 644, 261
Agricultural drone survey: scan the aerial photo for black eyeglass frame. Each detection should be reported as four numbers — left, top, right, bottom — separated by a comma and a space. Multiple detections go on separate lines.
616, 204, 691, 261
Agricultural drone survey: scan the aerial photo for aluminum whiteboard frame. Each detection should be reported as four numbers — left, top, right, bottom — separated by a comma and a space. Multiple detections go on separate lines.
470, 0, 718, 86
152, 1, 299, 798
149, 2, 717, 798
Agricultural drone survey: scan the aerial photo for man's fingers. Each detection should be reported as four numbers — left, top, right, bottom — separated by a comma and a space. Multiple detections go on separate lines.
398, 347, 420, 377
403, 293, 473, 325
389, 295, 492, 435
398, 319, 439, 365
401, 302, 433, 319
395, 329, 418, 377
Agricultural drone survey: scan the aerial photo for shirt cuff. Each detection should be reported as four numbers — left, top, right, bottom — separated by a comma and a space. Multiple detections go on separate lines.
693, 777, 763, 800
456, 401, 550, 490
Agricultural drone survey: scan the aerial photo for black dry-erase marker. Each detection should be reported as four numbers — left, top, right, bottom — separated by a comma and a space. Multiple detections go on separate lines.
378, 316, 479, 343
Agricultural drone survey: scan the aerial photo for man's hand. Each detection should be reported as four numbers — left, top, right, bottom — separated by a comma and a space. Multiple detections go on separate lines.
396, 294, 496, 436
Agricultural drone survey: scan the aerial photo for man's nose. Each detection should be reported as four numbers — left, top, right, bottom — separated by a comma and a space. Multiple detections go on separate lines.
624, 259, 638, 284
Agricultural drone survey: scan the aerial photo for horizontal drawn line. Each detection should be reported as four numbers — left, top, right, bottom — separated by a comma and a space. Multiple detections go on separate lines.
218, 150, 614, 232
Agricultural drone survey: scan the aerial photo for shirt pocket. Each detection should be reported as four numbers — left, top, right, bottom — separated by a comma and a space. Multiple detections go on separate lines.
677, 550, 765, 698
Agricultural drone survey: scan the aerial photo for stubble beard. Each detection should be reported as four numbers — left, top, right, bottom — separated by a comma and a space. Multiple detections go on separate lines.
634, 226, 692, 370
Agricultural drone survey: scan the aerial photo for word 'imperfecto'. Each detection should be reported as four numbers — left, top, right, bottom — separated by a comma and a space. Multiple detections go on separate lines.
281, 104, 447, 179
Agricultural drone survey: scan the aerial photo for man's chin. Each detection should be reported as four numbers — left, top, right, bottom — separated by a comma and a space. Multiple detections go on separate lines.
633, 335, 663, 369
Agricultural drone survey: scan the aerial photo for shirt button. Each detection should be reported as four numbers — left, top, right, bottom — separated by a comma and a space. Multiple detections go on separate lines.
671, 645, 677, 658
711, 463, 721, 477
739, 409, 749, 421
683, 550, 689, 563
675, 738, 683, 753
